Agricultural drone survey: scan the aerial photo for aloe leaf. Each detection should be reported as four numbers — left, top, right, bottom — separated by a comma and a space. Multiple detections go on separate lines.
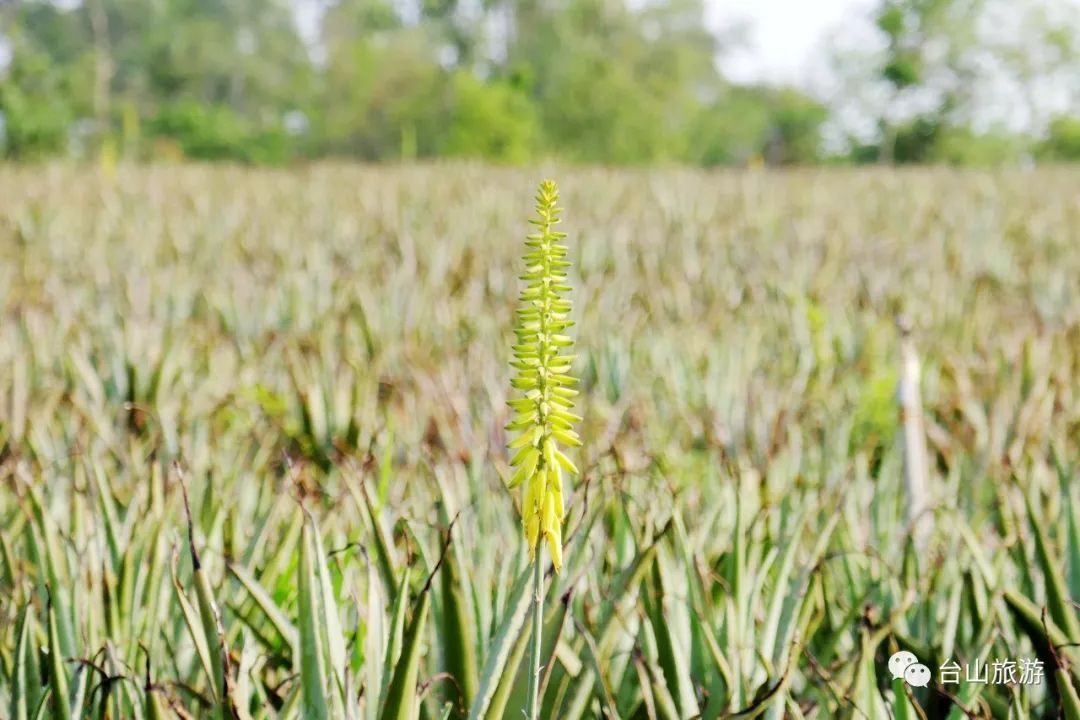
1058, 669, 1080, 720
382, 572, 411, 706
644, 558, 699, 717
308, 510, 348, 699
11, 603, 40, 720
228, 561, 299, 654
437, 517, 478, 715
381, 588, 431, 720
469, 565, 532, 720
46, 589, 70, 720
170, 551, 216, 700
1025, 490, 1080, 640
298, 517, 331, 720
562, 542, 659, 720
365, 556, 386, 720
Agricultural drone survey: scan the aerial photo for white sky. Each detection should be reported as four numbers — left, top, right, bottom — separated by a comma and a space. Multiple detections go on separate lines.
710, 0, 875, 84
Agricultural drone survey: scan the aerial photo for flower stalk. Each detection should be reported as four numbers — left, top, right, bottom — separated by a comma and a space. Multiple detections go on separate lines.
507, 180, 580, 720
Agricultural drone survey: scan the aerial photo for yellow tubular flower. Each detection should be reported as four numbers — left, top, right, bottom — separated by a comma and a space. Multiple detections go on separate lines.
506, 180, 580, 572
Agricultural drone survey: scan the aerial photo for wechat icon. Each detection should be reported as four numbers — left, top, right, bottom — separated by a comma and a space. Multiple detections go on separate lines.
889, 651, 931, 688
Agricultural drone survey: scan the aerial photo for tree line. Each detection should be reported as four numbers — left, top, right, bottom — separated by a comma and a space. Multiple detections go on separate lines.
1, 0, 1078, 165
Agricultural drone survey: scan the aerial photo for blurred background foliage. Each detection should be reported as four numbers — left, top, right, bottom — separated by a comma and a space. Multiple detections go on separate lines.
0, 0, 1078, 165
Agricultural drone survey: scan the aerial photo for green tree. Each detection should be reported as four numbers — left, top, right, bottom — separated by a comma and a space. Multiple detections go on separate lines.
689, 86, 827, 166
443, 71, 537, 162
829, 0, 1079, 164
509, 0, 725, 163
873, 0, 985, 162
1040, 117, 1080, 160
0, 17, 80, 158
316, 10, 448, 160
2, 0, 312, 160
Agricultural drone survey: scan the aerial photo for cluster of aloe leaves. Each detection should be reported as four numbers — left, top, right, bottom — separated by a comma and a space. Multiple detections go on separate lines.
0, 165, 1078, 718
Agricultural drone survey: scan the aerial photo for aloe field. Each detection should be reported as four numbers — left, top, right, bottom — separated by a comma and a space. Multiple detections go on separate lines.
1, 165, 1079, 719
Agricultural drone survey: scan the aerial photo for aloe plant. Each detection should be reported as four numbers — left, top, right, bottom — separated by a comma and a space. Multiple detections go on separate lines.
0, 166, 1078, 718
506, 180, 581, 719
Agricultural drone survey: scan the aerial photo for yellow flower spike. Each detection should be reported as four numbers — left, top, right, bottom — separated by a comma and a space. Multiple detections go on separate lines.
506, 180, 579, 575
523, 470, 545, 552
547, 531, 563, 572
542, 491, 556, 535
526, 517, 541, 561
549, 466, 564, 520
508, 447, 540, 488
542, 491, 563, 571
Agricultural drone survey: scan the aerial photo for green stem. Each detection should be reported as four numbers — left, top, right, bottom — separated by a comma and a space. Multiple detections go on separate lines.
526, 547, 545, 720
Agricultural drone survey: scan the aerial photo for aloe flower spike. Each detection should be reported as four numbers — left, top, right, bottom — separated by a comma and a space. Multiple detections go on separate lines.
507, 179, 579, 573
